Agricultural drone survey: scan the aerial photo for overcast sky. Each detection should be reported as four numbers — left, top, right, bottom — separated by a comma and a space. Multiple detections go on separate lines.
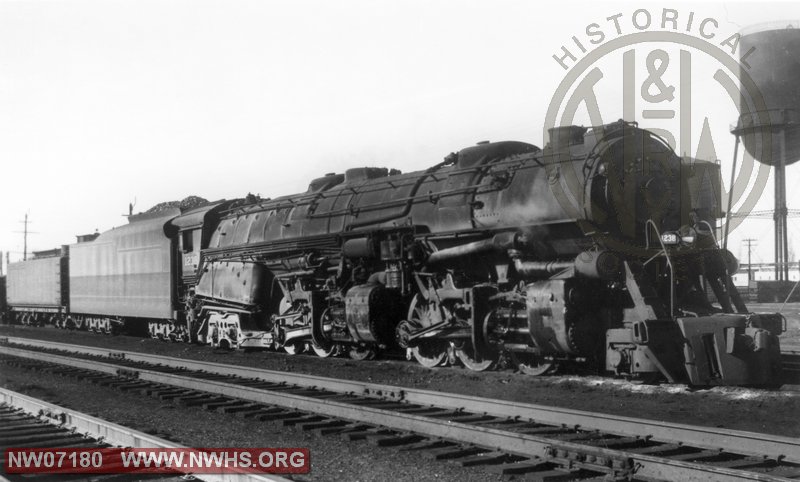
1, 0, 799, 268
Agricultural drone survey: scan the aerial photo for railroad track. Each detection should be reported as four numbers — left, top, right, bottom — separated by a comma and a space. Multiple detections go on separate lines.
0, 387, 285, 482
1, 337, 798, 481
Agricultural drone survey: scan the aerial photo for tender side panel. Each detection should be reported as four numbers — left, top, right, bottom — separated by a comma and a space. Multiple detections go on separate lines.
7, 257, 64, 308
70, 215, 176, 319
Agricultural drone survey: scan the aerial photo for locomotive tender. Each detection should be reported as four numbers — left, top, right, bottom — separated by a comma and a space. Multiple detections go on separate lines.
5, 121, 784, 386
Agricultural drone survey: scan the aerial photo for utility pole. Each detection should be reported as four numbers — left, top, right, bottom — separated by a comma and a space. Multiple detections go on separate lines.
743, 238, 758, 283
14, 213, 38, 261
23, 213, 28, 260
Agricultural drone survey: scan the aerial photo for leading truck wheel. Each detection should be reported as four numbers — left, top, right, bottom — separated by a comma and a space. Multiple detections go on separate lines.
411, 342, 449, 367
509, 352, 555, 376
283, 341, 306, 355
455, 344, 497, 372
311, 342, 337, 358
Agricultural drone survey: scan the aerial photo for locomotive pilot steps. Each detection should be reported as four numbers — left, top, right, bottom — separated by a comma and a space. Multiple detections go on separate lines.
4, 121, 785, 387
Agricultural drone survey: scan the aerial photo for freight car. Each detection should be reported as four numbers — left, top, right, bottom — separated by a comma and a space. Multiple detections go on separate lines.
6, 248, 69, 326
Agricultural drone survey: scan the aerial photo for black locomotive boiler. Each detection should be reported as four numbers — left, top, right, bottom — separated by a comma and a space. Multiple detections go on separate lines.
184, 120, 783, 387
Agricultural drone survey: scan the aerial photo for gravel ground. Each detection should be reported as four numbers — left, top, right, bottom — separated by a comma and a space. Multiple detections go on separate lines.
1, 304, 798, 439
0, 365, 506, 482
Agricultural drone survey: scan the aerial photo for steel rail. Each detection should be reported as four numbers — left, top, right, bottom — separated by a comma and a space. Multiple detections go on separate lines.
1, 343, 798, 481
2, 336, 798, 466
0, 387, 289, 482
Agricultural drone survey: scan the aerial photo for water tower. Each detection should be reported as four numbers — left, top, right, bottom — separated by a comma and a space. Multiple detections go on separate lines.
731, 23, 800, 281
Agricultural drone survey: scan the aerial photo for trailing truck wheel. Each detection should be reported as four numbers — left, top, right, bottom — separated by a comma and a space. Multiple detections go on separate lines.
348, 346, 376, 361
185, 296, 203, 344
188, 315, 204, 344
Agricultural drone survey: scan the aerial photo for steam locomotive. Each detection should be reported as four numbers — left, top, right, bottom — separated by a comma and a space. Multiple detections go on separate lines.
5, 121, 784, 386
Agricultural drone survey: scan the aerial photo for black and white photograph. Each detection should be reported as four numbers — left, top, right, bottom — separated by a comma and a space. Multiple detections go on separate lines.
1, 1, 799, 481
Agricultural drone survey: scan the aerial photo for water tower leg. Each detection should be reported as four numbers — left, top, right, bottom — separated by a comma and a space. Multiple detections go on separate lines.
775, 126, 790, 282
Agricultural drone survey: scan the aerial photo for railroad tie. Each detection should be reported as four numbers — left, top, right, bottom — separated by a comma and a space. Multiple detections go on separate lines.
445, 414, 495, 424
473, 419, 534, 429
706, 456, 772, 470
216, 403, 264, 415
746, 465, 800, 478
426, 445, 485, 460
154, 389, 196, 401
449, 451, 516, 467
667, 449, 724, 461
484, 458, 552, 475
624, 443, 682, 455
548, 431, 604, 442
342, 427, 394, 441
0, 433, 91, 449
391, 406, 449, 415
233, 406, 277, 419
174, 394, 220, 407
583, 436, 643, 449
200, 397, 238, 410
0, 414, 30, 423
0, 426, 57, 436
317, 422, 371, 436
253, 409, 305, 421
395, 439, 457, 452
305, 392, 342, 400
365, 433, 424, 447
103, 379, 141, 389
522, 468, 586, 482
115, 381, 151, 392
296, 419, 350, 432
518, 426, 571, 436
204, 400, 251, 411
280, 414, 326, 427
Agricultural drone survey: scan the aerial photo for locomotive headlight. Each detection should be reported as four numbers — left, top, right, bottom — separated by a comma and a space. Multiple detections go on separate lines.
660, 232, 680, 245
678, 226, 698, 245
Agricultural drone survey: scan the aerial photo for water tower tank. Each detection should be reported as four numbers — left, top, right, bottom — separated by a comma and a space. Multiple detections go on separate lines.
737, 24, 800, 166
